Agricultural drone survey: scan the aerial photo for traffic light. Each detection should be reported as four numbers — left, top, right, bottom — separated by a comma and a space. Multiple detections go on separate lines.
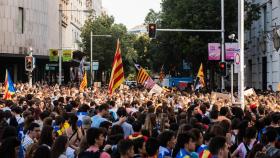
148, 23, 156, 38
25, 56, 33, 71
219, 62, 226, 76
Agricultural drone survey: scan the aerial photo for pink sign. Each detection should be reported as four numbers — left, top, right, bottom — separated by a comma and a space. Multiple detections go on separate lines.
226, 43, 239, 60
208, 43, 221, 61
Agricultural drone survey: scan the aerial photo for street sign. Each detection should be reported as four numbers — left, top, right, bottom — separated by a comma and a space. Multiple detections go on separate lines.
92, 61, 99, 70
234, 52, 240, 74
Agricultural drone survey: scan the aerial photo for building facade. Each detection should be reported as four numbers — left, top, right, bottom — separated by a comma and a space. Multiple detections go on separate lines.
61, 0, 103, 50
0, 0, 59, 82
245, 0, 280, 91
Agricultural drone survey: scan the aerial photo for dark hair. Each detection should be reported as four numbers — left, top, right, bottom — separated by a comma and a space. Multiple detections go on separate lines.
1, 126, 17, 140
39, 125, 54, 147
51, 136, 68, 158
117, 107, 127, 117
208, 136, 226, 155
265, 127, 278, 143
244, 127, 257, 140
247, 143, 264, 158
190, 128, 202, 142
40, 111, 50, 121
28, 122, 40, 132
157, 130, 175, 147
86, 127, 105, 146
0, 137, 20, 158
133, 137, 145, 154
111, 125, 124, 136
68, 113, 78, 131
33, 145, 51, 158
145, 137, 159, 156
118, 139, 134, 156
210, 110, 219, 119
132, 121, 142, 132
98, 104, 109, 112
54, 116, 65, 126
220, 107, 229, 116
173, 132, 195, 157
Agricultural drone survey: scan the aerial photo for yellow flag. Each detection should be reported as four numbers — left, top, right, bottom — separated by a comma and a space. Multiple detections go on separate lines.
196, 63, 205, 87
80, 72, 87, 91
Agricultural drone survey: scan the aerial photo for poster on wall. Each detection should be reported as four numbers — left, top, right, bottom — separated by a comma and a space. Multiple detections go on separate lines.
225, 43, 239, 61
208, 43, 221, 61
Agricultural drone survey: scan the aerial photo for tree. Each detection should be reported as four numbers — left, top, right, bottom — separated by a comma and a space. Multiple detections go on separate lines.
80, 15, 137, 81
143, 0, 260, 76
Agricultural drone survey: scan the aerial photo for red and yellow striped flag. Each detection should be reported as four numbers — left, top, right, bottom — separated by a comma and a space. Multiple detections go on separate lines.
79, 71, 87, 91
137, 68, 150, 84
108, 39, 125, 94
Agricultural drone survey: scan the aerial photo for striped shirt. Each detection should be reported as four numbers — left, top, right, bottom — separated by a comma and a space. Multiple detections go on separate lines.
22, 134, 34, 151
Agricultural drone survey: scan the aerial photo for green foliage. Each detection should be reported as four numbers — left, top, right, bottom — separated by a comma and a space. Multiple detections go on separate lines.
142, 0, 260, 75
80, 15, 137, 80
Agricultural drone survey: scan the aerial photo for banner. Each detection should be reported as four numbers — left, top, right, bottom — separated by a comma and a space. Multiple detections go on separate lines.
208, 43, 221, 61
148, 84, 163, 95
49, 49, 59, 62
244, 88, 256, 96
225, 43, 239, 60
62, 50, 73, 62
211, 92, 231, 100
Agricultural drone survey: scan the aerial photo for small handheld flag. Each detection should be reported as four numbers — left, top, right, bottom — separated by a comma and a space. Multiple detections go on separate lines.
79, 71, 87, 91
195, 63, 205, 90
3, 69, 16, 100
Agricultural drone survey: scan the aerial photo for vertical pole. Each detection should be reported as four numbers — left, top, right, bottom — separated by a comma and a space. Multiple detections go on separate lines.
59, 7, 62, 85
231, 63, 234, 102
238, 0, 245, 109
90, 31, 93, 86
221, 0, 225, 91
29, 72, 32, 87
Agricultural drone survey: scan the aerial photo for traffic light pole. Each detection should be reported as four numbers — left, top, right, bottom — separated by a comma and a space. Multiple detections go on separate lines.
156, 0, 225, 91
221, 0, 225, 91
58, 7, 62, 85
238, 0, 245, 110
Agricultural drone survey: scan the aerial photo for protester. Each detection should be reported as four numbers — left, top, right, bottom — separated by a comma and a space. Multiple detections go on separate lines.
22, 122, 41, 152
0, 82, 279, 158
51, 135, 68, 158
118, 139, 135, 158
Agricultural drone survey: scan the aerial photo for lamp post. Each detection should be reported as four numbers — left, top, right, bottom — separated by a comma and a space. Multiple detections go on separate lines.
238, 0, 245, 110
58, 7, 92, 85
90, 31, 112, 86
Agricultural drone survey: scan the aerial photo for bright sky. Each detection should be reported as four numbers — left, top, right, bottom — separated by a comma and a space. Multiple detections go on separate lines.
102, 0, 162, 29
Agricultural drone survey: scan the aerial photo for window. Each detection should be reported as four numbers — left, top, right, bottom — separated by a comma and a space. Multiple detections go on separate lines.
18, 7, 24, 33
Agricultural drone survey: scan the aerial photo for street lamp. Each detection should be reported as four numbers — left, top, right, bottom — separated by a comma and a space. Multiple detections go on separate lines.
90, 31, 112, 86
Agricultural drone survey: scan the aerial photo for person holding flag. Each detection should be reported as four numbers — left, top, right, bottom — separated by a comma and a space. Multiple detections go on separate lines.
195, 63, 205, 91
3, 69, 16, 100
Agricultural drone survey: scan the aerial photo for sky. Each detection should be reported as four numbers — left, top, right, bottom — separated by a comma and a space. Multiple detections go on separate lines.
102, 0, 162, 29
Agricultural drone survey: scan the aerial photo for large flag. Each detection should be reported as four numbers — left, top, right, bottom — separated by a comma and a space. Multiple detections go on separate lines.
79, 71, 87, 91
3, 69, 16, 100
195, 63, 205, 90
108, 39, 125, 94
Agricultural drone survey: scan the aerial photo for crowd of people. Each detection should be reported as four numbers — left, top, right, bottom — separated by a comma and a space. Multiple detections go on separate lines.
0, 82, 280, 158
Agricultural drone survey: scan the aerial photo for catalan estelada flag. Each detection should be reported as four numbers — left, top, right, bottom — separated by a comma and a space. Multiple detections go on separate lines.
79, 71, 87, 91
108, 39, 125, 94
3, 69, 16, 100
137, 68, 150, 84
195, 63, 205, 90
